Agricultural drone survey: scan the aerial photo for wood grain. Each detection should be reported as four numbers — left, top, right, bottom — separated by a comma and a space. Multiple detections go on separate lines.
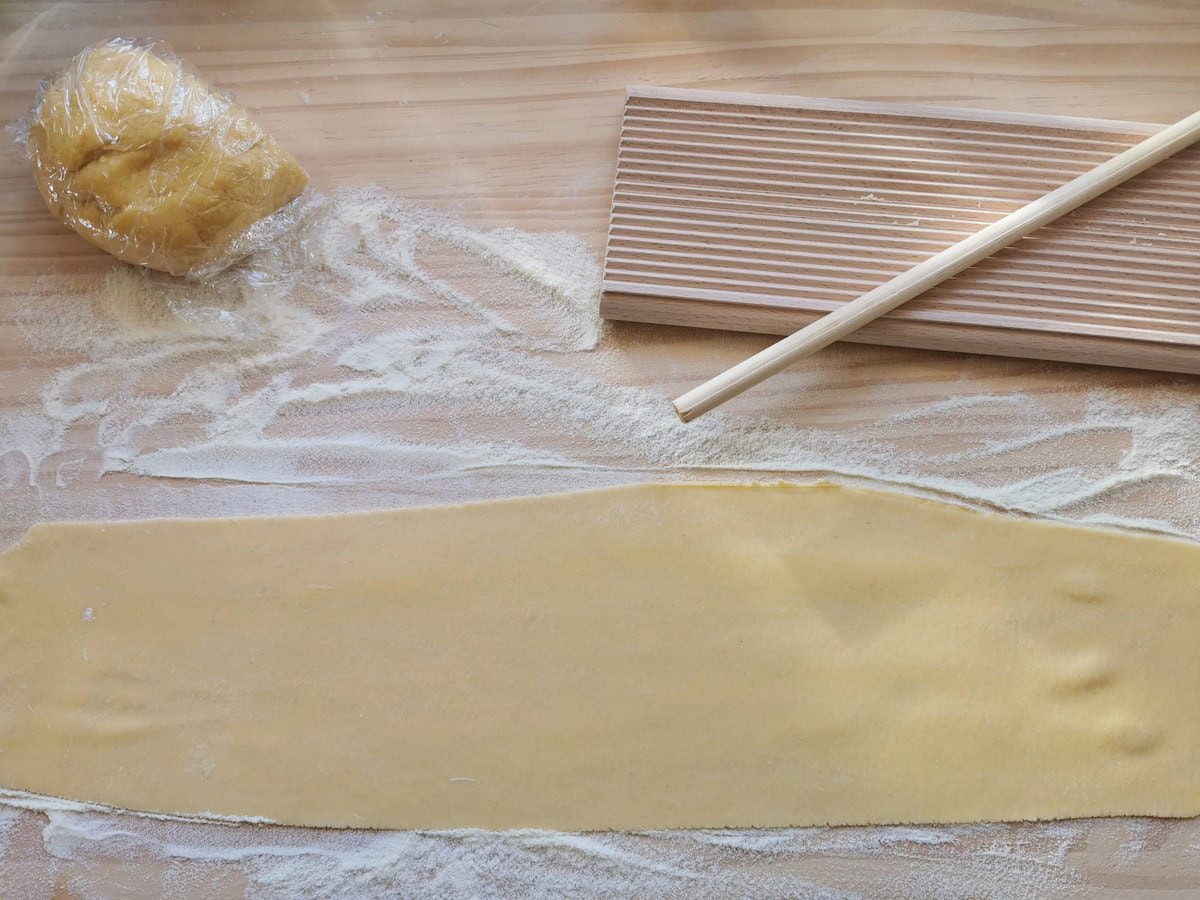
605, 87, 1200, 377
3, 1, 1200, 896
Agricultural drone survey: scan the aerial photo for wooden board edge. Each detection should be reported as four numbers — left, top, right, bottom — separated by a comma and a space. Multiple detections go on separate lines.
623, 85, 1166, 136
599, 281, 1200, 349
600, 291, 1200, 376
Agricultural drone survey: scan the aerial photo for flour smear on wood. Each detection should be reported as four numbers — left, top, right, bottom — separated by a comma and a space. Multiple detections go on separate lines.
7, 186, 1200, 540
3, 185, 1200, 897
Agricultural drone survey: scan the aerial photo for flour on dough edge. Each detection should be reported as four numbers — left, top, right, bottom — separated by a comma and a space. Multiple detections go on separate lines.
4, 479, 1197, 549
0, 786, 1185, 841
0, 788, 274, 828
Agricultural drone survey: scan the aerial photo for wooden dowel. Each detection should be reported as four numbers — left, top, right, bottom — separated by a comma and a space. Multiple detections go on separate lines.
672, 106, 1200, 422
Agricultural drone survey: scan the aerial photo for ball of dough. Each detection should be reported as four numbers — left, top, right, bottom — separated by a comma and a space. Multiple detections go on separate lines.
27, 38, 308, 276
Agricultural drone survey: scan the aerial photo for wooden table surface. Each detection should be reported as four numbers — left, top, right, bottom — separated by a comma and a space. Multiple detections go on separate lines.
2, 1, 1200, 896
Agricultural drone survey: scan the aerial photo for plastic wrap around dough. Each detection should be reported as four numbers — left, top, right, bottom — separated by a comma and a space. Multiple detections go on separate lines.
26, 38, 309, 277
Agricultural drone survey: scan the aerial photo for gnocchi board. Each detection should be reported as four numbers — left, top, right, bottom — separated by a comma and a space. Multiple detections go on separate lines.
601, 86, 1200, 374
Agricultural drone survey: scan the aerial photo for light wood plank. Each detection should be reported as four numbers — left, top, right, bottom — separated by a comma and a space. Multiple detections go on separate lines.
604, 88, 1200, 375
4, 1, 1200, 895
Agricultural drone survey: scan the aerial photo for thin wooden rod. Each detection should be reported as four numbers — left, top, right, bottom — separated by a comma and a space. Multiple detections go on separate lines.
672, 107, 1200, 422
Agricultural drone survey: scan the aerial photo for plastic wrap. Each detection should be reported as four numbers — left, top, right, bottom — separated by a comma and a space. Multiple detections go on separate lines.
26, 37, 311, 278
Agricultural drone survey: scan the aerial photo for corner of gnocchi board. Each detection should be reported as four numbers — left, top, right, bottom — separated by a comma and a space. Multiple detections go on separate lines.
602, 86, 1200, 375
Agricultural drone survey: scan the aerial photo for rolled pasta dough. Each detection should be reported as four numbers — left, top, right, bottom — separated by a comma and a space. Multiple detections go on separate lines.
0, 483, 1197, 830
27, 39, 308, 275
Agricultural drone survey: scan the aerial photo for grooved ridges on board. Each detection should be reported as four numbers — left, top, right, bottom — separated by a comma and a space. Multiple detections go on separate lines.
602, 87, 1200, 374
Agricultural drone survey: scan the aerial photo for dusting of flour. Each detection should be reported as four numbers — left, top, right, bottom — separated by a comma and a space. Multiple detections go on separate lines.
3, 185, 1200, 897
7, 187, 1200, 542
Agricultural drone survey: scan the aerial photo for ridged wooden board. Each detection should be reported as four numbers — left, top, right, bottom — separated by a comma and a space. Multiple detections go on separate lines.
602, 86, 1200, 374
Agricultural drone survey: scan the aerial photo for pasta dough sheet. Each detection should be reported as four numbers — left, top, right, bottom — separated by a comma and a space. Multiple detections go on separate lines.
0, 483, 1198, 830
